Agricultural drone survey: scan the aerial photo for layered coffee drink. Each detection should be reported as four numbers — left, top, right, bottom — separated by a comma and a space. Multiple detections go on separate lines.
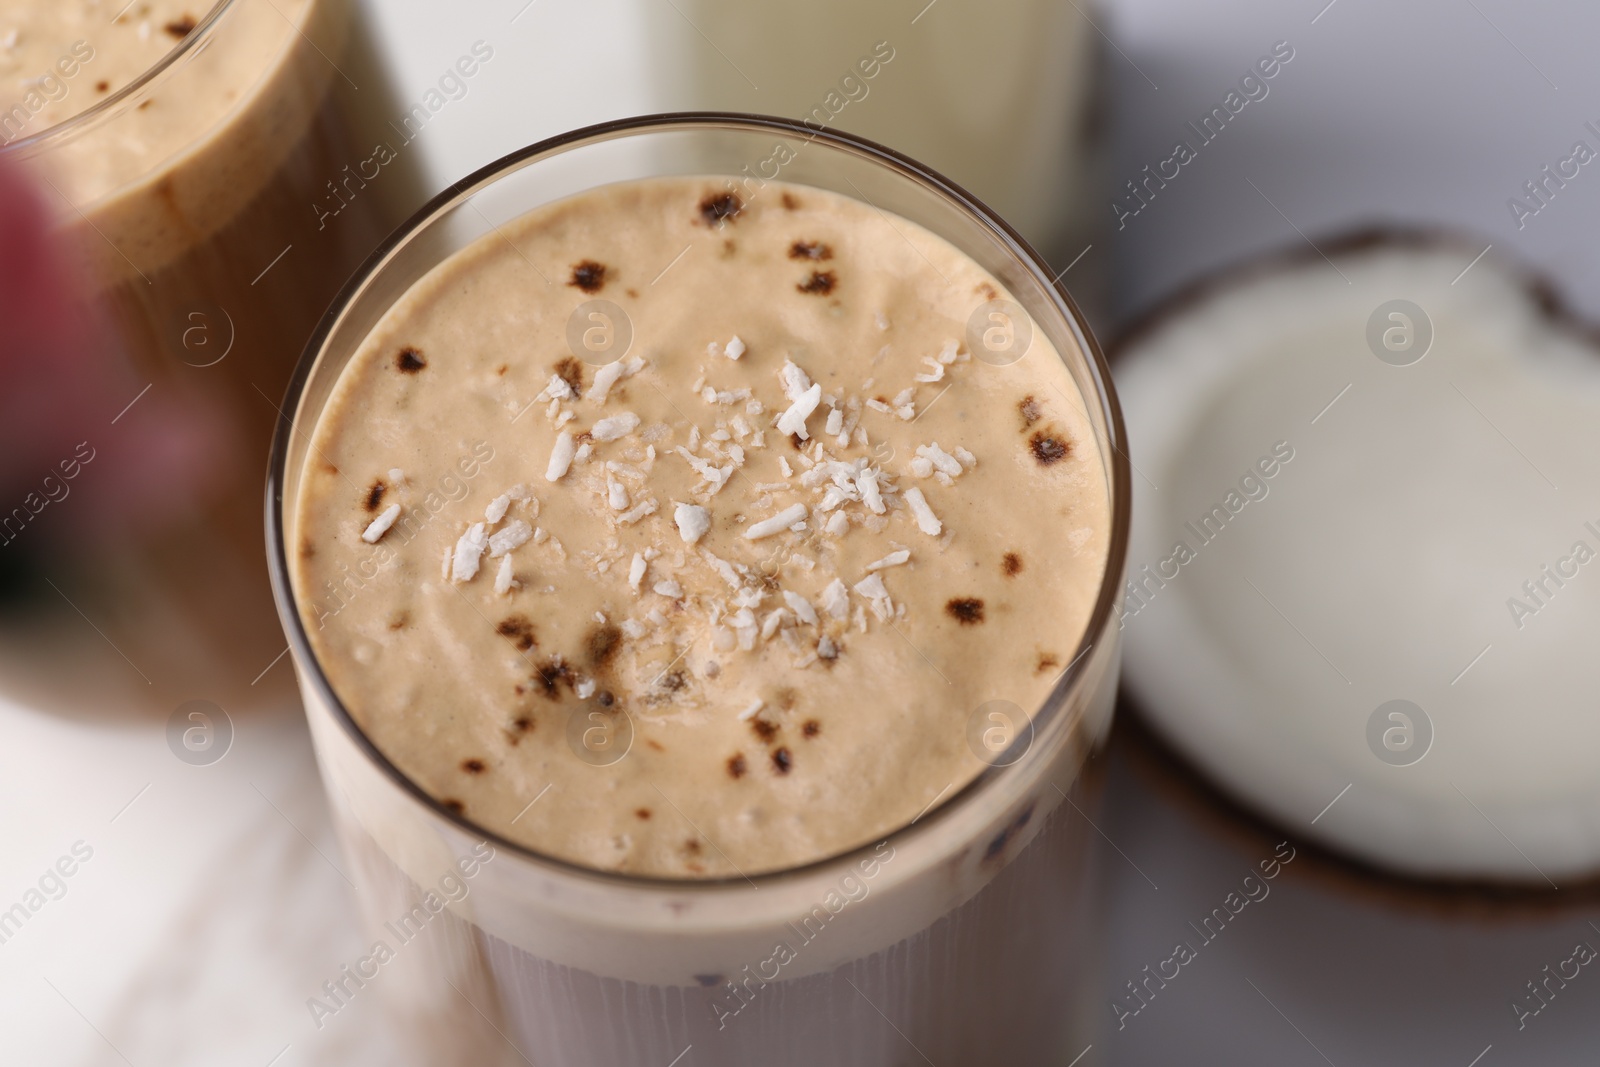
290, 177, 1110, 876
273, 122, 1126, 1067
1, 0, 418, 707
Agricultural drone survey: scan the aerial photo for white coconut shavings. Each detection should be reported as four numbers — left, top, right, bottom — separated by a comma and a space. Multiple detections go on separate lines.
745, 503, 807, 540
674, 502, 710, 544
628, 553, 647, 591
865, 549, 910, 571
853, 573, 893, 620
818, 635, 838, 659
617, 500, 657, 525
488, 520, 532, 557
856, 467, 886, 514
731, 609, 759, 650
607, 480, 629, 511
494, 556, 515, 595
532, 526, 548, 544
954, 446, 976, 469
725, 335, 746, 360
451, 523, 488, 582
825, 511, 849, 536
653, 579, 683, 599
914, 357, 945, 383
937, 339, 961, 364
782, 590, 818, 626
738, 698, 765, 720
916, 442, 963, 477
820, 578, 850, 620
903, 486, 942, 536
585, 357, 643, 403
892, 388, 916, 420
592, 412, 640, 441
546, 431, 576, 481
545, 373, 575, 401
780, 360, 812, 402
866, 398, 893, 415
776, 383, 823, 440
700, 548, 743, 590
573, 442, 592, 464
622, 619, 647, 639
388, 468, 407, 486
361, 504, 400, 544
484, 492, 512, 524
761, 609, 786, 639
910, 456, 934, 478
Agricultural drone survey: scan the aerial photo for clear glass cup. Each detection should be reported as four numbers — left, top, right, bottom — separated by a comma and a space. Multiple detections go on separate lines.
268, 113, 1130, 1066
0, 0, 422, 712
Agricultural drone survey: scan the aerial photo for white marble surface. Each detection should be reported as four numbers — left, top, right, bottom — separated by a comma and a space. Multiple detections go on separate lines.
7, 0, 1600, 1064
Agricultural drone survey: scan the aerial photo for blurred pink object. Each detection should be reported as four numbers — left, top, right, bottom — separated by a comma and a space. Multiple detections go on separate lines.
0, 158, 224, 546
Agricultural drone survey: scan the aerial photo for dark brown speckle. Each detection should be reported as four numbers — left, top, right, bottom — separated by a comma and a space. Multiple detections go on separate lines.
553, 357, 583, 393
1029, 431, 1070, 465
585, 623, 622, 668
727, 754, 748, 778
496, 615, 537, 651
461, 758, 486, 775
802, 719, 821, 738
1018, 395, 1042, 427
1037, 653, 1061, 674
750, 719, 778, 743
782, 193, 801, 210
797, 270, 836, 295
164, 15, 197, 38
771, 747, 793, 774
635, 808, 652, 820
442, 798, 465, 815
789, 241, 833, 261
700, 191, 743, 226
396, 347, 426, 373
1003, 552, 1023, 577
946, 598, 985, 625
363, 480, 386, 512
569, 259, 606, 292
95, 80, 109, 93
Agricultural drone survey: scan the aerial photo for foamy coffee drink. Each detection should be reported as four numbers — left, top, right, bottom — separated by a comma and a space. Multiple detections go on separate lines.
289, 176, 1109, 876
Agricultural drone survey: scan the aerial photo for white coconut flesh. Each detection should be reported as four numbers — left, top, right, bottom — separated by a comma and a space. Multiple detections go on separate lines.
1115, 236, 1600, 883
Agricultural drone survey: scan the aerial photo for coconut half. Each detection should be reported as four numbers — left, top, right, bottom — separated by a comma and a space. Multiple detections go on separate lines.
1114, 231, 1600, 884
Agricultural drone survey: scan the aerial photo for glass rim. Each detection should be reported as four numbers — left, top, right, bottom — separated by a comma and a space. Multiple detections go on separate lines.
265, 110, 1133, 893
0, 0, 237, 156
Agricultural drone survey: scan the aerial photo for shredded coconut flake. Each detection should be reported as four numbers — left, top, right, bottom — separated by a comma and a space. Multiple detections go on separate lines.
451, 523, 488, 582
725, 335, 746, 360
865, 549, 911, 571
903, 486, 943, 536
546, 373, 576, 401
653, 579, 683, 598
856, 468, 886, 514
825, 511, 849, 536
628, 553, 648, 591
782, 590, 819, 626
592, 412, 641, 441
585, 357, 642, 403
546, 431, 576, 481
494, 556, 515, 595
674, 502, 711, 544
361, 504, 400, 544
607, 480, 630, 511
745, 503, 807, 540
776, 382, 823, 440
780, 360, 812, 402
820, 578, 850, 620
617, 499, 658, 525
738, 698, 764, 721
488, 519, 532, 557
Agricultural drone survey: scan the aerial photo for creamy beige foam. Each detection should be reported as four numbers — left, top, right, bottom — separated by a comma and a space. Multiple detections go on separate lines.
291, 177, 1108, 877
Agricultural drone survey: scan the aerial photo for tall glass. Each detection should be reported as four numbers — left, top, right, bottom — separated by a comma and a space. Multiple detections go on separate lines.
0, 0, 421, 711
268, 115, 1130, 1066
